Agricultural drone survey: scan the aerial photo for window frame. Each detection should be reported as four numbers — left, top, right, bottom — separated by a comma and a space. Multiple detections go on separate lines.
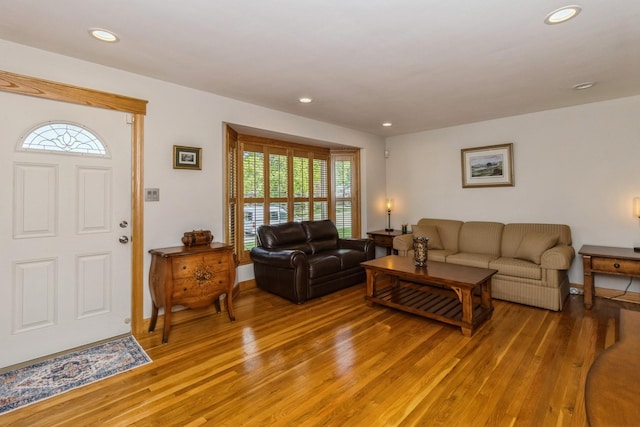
225, 126, 360, 264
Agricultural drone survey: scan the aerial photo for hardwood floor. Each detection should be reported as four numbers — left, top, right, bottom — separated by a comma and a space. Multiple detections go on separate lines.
1, 284, 633, 426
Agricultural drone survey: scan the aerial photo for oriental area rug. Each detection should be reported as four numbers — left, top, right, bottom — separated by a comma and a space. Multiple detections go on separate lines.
0, 335, 151, 414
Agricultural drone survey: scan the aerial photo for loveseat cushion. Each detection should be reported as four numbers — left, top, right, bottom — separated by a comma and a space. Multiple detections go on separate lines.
333, 248, 368, 269
514, 232, 558, 264
412, 224, 444, 249
307, 253, 341, 278
257, 222, 311, 253
302, 220, 338, 253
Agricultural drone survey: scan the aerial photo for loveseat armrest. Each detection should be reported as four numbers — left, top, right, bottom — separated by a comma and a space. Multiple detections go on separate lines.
393, 233, 414, 256
540, 245, 575, 270
338, 238, 375, 259
250, 247, 309, 269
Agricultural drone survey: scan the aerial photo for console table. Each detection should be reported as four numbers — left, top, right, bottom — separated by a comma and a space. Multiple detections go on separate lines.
148, 243, 236, 343
367, 229, 403, 256
579, 245, 640, 309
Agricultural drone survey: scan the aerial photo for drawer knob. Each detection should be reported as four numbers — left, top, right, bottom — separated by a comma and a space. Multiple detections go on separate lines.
614, 263, 620, 269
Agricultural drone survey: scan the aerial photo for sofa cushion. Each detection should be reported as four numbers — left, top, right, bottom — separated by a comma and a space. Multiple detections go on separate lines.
412, 224, 444, 250
446, 252, 498, 268
425, 249, 456, 263
457, 221, 504, 257
489, 257, 542, 280
501, 223, 572, 257
416, 218, 463, 251
514, 232, 558, 264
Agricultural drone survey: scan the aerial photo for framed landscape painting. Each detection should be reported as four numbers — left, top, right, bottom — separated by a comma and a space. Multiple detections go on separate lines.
173, 145, 202, 170
461, 143, 514, 188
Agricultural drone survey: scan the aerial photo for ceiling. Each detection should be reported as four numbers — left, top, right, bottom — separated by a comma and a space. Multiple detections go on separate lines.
1, 1, 639, 137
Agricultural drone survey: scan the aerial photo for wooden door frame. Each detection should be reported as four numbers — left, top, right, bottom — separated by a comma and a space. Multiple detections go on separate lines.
0, 70, 148, 336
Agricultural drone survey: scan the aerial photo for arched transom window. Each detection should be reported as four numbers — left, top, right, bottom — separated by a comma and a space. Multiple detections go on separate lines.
19, 122, 109, 156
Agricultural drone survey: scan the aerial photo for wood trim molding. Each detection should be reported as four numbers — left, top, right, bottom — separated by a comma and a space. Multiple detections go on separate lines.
0, 70, 147, 114
0, 69, 148, 336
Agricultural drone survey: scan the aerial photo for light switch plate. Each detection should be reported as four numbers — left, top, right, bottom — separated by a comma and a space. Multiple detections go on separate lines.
145, 188, 160, 202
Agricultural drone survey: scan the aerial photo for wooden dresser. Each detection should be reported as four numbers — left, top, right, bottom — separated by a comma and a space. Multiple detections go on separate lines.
148, 243, 236, 343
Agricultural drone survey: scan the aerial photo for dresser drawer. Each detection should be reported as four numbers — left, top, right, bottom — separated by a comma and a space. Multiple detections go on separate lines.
171, 276, 229, 300
171, 254, 229, 279
591, 257, 640, 276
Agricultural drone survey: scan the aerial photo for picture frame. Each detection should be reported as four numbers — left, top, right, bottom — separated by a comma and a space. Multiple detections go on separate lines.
461, 143, 514, 188
173, 145, 202, 170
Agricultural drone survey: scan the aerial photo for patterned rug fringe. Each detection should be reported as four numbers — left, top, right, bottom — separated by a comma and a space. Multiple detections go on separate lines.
0, 335, 151, 414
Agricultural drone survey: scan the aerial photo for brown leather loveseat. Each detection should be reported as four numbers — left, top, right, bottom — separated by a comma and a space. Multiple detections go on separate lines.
250, 219, 375, 303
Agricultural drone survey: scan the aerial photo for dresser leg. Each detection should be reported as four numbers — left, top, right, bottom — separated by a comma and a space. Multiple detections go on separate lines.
227, 293, 236, 322
162, 309, 171, 343
149, 304, 158, 332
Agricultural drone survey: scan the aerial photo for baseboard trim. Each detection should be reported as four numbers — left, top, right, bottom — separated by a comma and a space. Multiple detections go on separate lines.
571, 284, 640, 304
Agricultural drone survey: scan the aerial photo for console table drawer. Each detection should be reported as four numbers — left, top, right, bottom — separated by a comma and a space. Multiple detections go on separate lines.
591, 258, 640, 276
373, 235, 394, 247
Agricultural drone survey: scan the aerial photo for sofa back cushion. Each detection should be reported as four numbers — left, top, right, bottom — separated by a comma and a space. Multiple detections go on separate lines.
256, 222, 311, 253
458, 221, 504, 256
412, 224, 444, 249
501, 223, 572, 258
416, 218, 463, 252
302, 220, 339, 254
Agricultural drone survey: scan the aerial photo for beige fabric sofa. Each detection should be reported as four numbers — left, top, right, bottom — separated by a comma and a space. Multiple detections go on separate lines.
393, 218, 575, 311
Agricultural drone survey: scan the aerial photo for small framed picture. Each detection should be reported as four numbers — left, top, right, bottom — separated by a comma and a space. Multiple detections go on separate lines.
173, 145, 202, 170
461, 143, 514, 188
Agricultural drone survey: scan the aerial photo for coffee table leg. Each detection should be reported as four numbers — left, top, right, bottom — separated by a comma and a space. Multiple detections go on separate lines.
457, 287, 474, 337
365, 269, 375, 306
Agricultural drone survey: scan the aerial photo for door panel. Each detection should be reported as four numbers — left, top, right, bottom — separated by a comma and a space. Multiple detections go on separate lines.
0, 91, 131, 368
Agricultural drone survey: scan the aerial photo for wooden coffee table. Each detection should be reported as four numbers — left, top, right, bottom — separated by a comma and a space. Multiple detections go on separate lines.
361, 255, 496, 336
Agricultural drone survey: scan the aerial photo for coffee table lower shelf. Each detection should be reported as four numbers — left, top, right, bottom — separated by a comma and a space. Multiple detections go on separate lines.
366, 283, 493, 335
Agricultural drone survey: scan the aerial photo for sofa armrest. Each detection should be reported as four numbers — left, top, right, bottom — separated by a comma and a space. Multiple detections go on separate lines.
540, 245, 575, 270
338, 238, 375, 259
250, 247, 309, 269
393, 233, 414, 256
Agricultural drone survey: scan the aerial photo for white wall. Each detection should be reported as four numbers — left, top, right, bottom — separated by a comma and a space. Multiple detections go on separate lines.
0, 40, 387, 317
386, 95, 640, 292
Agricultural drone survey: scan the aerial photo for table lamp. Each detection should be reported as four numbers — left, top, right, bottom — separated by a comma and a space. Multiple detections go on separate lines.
385, 198, 393, 232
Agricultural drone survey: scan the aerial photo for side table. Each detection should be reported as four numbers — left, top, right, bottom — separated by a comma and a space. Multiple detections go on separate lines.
148, 243, 237, 343
578, 245, 640, 309
367, 229, 404, 256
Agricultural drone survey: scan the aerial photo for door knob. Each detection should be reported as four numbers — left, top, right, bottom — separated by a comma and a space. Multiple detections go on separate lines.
119, 236, 129, 244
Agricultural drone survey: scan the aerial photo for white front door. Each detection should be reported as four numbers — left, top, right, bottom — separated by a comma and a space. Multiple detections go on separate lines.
0, 91, 132, 368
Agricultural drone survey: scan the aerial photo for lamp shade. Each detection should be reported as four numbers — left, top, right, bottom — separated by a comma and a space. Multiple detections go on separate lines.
386, 198, 393, 211
634, 197, 640, 218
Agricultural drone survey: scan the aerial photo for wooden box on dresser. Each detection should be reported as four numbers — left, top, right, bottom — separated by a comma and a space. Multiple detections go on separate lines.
148, 243, 236, 343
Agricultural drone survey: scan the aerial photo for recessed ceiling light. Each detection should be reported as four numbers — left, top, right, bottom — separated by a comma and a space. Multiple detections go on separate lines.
544, 5, 582, 24
382, 122, 393, 127
298, 97, 313, 104
89, 28, 119, 43
573, 82, 595, 90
